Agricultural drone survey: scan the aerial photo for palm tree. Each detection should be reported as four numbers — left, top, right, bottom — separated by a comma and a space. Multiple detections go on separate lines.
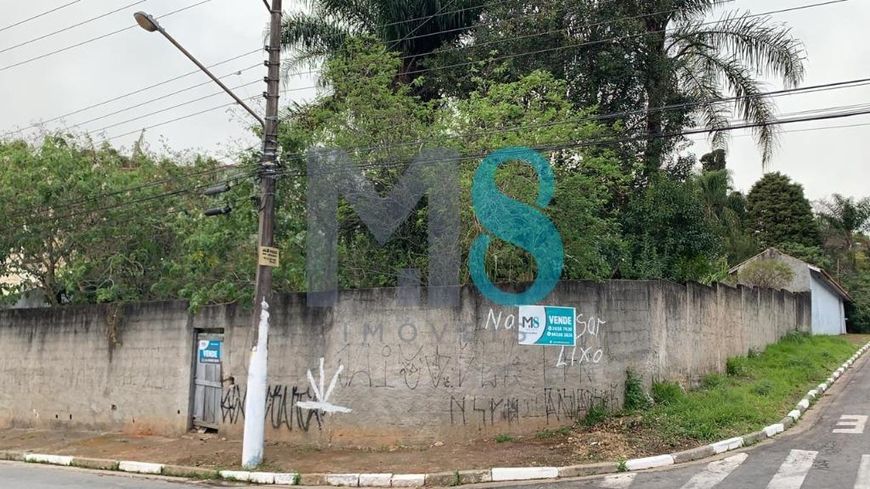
640, 0, 805, 173
280, 0, 485, 92
818, 194, 870, 254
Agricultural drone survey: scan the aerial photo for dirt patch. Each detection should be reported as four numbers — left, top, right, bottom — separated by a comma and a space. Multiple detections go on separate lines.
0, 422, 702, 473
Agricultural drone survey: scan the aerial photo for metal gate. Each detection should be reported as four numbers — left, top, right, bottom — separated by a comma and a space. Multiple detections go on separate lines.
192, 333, 223, 430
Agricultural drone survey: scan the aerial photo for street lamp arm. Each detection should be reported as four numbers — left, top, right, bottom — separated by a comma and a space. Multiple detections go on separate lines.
134, 12, 265, 127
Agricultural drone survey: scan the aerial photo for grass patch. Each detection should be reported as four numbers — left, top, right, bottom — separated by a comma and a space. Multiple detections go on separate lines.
494, 434, 514, 443
640, 333, 857, 444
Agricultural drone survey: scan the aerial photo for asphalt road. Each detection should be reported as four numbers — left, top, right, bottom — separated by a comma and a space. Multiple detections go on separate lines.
515, 350, 870, 489
0, 461, 217, 489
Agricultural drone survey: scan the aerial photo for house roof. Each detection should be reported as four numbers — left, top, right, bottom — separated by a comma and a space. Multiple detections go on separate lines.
729, 247, 852, 302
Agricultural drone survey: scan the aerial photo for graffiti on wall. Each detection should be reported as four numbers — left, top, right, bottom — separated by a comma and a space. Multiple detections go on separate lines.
296, 357, 352, 414
448, 386, 618, 427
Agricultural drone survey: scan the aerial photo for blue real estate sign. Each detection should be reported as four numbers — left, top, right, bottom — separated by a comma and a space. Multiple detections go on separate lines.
198, 340, 222, 364
517, 306, 576, 346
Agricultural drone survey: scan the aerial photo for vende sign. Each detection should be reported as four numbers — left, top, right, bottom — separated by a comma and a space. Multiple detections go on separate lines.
518, 306, 576, 346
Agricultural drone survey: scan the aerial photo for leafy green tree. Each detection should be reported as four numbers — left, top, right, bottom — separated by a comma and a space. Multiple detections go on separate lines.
439, 0, 805, 174
0, 136, 214, 304
621, 174, 721, 281
747, 172, 820, 249
280, 0, 485, 97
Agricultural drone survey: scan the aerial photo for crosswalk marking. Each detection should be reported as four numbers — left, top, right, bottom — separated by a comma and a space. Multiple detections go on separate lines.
855, 455, 870, 489
678, 453, 748, 489
834, 415, 868, 434
598, 473, 636, 488
766, 449, 818, 489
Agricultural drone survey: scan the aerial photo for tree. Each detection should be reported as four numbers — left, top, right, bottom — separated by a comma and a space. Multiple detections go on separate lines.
279, 0, 485, 97
817, 194, 870, 256
437, 1, 805, 175
0, 136, 212, 304
747, 172, 820, 249
737, 259, 794, 289
700, 149, 727, 172
621, 174, 721, 282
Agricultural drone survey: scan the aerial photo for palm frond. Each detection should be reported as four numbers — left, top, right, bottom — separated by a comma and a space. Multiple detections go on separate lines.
672, 11, 806, 88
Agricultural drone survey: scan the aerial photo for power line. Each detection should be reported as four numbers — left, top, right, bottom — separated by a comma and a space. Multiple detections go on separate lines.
72, 64, 261, 130
2, 0, 821, 138
1, 48, 262, 138
0, 0, 214, 73
0, 0, 146, 56
0, 0, 82, 33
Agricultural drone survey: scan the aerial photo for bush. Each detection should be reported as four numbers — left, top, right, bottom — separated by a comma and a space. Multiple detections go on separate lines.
623, 369, 651, 410
737, 259, 795, 289
583, 401, 608, 426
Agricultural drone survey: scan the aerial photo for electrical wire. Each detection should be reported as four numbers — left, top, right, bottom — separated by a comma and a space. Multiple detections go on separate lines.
0, 0, 146, 56
0, 0, 82, 33
1, 48, 262, 138
0, 0, 214, 73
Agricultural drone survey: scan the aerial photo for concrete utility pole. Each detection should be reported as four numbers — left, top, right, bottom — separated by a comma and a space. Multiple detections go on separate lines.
241, 0, 283, 469
134, 1, 283, 469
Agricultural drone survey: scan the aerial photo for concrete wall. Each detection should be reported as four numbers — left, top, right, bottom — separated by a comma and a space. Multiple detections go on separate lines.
0, 280, 810, 446
810, 275, 846, 335
0, 301, 193, 435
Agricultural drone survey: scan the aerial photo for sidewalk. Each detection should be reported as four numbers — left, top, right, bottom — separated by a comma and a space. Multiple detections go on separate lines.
0, 421, 687, 474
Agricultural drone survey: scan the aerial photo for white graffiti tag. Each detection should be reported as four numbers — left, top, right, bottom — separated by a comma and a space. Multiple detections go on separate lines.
296, 358, 352, 414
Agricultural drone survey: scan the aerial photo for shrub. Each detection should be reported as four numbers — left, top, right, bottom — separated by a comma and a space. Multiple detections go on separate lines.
623, 369, 651, 410
737, 259, 795, 289
494, 434, 514, 443
726, 357, 749, 377
583, 401, 608, 426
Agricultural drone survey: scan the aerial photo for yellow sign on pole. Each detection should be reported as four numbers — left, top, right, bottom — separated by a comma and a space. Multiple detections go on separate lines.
258, 246, 280, 268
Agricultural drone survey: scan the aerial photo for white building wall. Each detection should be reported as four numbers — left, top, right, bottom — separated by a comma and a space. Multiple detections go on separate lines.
810, 276, 846, 335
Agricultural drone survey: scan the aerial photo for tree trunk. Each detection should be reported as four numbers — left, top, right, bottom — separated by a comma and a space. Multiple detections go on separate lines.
641, 13, 671, 178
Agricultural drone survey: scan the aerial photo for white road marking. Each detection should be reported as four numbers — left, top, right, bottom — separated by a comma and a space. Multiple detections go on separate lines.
766, 450, 818, 489
678, 453, 748, 489
834, 415, 868, 434
598, 473, 636, 488
855, 455, 870, 489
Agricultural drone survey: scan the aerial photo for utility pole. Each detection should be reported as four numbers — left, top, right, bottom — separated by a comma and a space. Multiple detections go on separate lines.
241, 0, 283, 469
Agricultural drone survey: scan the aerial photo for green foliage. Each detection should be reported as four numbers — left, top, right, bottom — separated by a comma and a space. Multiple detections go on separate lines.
747, 173, 820, 249
700, 149, 727, 172
737, 259, 795, 289
582, 401, 608, 427
621, 174, 721, 282
617, 460, 628, 473
651, 381, 684, 406
494, 434, 514, 443
623, 369, 651, 411
641, 335, 856, 443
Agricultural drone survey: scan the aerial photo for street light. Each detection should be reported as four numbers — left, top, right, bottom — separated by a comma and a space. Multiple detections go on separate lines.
132, 11, 265, 127
134, 2, 284, 469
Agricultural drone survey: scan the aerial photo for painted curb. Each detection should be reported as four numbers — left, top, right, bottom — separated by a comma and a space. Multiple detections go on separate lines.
359, 473, 392, 487
491, 467, 559, 481
6, 340, 868, 486
25, 454, 73, 466
118, 461, 163, 475
626, 454, 674, 471
391, 474, 427, 487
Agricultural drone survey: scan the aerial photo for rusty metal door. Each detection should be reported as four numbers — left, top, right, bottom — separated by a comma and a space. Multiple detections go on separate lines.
193, 333, 223, 430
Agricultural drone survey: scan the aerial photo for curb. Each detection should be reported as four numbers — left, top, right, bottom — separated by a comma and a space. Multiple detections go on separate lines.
6, 341, 869, 487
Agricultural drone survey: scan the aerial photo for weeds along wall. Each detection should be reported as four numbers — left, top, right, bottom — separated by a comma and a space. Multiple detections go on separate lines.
0, 281, 810, 445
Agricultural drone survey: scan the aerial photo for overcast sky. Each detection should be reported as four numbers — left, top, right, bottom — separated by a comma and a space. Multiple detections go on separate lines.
1, 0, 867, 200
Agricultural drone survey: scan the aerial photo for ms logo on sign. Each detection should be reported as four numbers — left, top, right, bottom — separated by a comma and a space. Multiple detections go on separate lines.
306, 146, 564, 307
